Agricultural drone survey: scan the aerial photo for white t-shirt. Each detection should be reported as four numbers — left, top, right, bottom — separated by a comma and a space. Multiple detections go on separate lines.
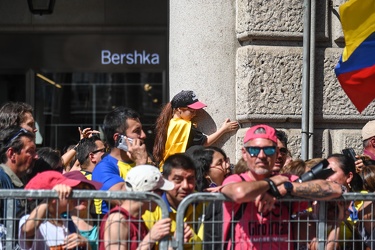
18, 214, 69, 250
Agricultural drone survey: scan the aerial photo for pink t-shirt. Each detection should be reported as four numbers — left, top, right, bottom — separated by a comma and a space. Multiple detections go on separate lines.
222, 173, 296, 250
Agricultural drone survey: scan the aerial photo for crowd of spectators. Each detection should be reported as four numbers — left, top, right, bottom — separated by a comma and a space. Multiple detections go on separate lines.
0, 96, 375, 249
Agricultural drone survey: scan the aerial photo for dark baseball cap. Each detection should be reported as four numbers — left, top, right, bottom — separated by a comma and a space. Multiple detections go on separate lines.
171, 90, 207, 110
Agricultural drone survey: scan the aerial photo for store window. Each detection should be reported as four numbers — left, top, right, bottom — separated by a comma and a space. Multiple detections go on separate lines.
35, 72, 164, 151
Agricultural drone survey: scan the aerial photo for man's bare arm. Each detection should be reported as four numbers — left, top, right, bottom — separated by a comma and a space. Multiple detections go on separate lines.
279, 180, 344, 200
220, 175, 289, 203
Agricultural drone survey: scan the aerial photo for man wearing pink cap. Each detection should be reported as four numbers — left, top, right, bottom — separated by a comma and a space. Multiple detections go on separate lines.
218, 124, 345, 250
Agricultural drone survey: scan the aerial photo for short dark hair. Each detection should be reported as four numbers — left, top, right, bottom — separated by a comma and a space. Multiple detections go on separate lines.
0, 102, 33, 130
276, 129, 288, 148
0, 126, 35, 163
36, 147, 62, 170
102, 106, 140, 148
76, 137, 102, 167
163, 153, 196, 179
24, 147, 63, 184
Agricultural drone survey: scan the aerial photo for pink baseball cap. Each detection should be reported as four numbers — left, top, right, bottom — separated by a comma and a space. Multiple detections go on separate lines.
243, 124, 277, 144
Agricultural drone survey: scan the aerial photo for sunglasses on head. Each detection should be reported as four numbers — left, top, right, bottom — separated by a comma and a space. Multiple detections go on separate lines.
245, 146, 276, 157
4, 128, 31, 148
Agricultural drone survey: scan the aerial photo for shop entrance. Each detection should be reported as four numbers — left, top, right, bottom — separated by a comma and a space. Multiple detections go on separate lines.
34, 71, 164, 151
0, 34, 167, 152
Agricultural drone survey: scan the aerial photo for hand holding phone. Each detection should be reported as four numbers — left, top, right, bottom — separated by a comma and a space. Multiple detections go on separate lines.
116, 135, 133, 152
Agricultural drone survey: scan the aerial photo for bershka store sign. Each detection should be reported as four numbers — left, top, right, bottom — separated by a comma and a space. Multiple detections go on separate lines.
0, 34, 166, 71
101, 50, 160, 65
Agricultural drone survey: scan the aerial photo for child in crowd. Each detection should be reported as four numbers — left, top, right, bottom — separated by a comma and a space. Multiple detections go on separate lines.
153, 90, 238, 169
18, 171, 102, 250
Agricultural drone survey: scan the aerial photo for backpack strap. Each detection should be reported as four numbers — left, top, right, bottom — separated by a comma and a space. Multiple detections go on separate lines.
61, 212, 77, 234
224, 174, 247, 250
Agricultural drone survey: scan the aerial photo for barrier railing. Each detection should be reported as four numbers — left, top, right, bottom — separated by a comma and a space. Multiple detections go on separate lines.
0, 190, 170, 250
175, 192, 375, 250
2, 190, 375, 250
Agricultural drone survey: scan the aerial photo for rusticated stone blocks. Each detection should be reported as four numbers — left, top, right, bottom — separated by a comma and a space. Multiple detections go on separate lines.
237, 0, 329, 41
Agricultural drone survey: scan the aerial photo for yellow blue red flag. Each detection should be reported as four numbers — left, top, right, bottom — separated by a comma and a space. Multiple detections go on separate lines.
335, 0, 375, 113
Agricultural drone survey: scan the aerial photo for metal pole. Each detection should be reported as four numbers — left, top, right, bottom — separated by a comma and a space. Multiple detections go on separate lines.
308, 0, 316, 159
301, 0, 311, 160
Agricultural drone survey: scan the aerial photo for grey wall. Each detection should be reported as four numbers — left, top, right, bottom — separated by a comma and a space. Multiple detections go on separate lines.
169, 0, 239, 160
170, 0, 375, 162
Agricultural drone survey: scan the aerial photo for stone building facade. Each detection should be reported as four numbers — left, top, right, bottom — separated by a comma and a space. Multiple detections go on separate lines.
0, 1, 374, 161
170, 0, 375, 162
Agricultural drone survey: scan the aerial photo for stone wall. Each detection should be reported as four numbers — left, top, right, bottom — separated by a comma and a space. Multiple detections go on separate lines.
235, 0, 375, 160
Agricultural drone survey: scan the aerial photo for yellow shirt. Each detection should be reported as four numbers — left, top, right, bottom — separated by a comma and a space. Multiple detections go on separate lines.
92, 155, 135, 214
142, 193, 204, 250
159, 118, 192, 170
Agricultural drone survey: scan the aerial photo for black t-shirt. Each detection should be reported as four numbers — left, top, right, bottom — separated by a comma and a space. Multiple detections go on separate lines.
187, 126, 207, 150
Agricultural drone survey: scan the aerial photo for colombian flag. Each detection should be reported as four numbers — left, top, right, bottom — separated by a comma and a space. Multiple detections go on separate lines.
335, 0, 375, 113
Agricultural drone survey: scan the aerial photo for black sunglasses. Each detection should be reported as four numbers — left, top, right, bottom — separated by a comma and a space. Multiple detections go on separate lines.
86, 148, 107, 159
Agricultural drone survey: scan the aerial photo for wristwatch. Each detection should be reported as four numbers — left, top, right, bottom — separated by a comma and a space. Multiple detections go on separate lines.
284, 182, 293, 195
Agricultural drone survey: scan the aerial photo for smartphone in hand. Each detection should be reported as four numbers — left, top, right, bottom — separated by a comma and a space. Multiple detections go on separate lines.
116, 135, 133, 152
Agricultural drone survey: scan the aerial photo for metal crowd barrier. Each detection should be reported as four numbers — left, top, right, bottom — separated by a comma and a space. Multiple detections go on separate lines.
0, 189, 169, 250
2, 190, 375, 250
175, 192, 375, 250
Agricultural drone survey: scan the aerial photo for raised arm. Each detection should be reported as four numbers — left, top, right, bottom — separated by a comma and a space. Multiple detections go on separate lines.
61, 127, 100, 169
204, 119, 239, 146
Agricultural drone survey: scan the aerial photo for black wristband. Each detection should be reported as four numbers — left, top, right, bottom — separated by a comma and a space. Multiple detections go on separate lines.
264, 178, 282, 199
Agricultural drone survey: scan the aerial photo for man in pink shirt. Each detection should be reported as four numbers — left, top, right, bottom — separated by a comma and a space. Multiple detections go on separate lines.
219, 124, 344, 250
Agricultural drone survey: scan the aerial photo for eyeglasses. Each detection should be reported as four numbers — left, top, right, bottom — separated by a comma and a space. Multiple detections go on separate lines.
92, 148, 107, 154
210, 157, 230, 173
245, 146, 276, 157
4, 128, 31, 148
279, 147, 288, 156
86, 148, 107, 159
